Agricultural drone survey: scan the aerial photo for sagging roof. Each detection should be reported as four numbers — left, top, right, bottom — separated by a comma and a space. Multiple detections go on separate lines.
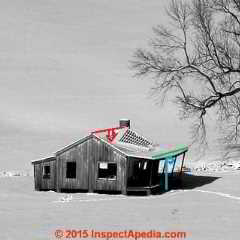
93, 127, 152, 145
38, 123, 188, 161
112, 142, 188, 160
92, 126, 188, 160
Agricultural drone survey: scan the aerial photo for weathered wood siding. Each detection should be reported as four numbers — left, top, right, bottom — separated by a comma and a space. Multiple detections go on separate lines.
33, 160, 56, 190
33, 164, 41, 191
91, 137, 127, 193
56, 135, 127, 193
56, 138, 91, 191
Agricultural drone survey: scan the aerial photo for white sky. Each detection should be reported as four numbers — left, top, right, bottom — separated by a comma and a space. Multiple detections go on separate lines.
0, 0, 194, 171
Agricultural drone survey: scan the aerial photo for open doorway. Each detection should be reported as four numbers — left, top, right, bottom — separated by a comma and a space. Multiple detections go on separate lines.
127, 159, 151, 187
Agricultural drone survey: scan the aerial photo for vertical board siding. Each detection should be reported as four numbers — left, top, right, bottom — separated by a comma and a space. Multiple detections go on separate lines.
41, 160, 56, 190
34, 164, 41, 190
88, 137, 94, 192
57, 139, 90, 191
33, 160, 56, 190
35, 135, 127, 193
92, 137, 127, 192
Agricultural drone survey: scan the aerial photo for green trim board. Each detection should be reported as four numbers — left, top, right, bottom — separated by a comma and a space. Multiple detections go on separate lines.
152, 145, 188, 160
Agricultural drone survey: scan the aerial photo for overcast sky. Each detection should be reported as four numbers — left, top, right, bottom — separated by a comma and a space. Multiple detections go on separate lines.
0, 0, 194, 171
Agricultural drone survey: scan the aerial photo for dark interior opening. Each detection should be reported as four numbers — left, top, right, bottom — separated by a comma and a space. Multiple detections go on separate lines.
98, 162, 117, 179
127, 160, 151, 187
151, 160, 163, 186
43, 165, 50, 179
66, 162, 76, 178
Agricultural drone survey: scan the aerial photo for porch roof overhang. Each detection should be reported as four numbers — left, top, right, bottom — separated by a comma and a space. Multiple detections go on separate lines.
113, 143, 188, 160
151, 145, 188, 160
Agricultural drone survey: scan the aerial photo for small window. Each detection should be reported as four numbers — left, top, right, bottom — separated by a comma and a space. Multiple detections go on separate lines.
43, 165, 50, 179
98, 162, 117, 180
66, 162, 76, 178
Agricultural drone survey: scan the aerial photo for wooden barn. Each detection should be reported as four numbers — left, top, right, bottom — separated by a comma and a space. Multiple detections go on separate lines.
32, 119, 188, 195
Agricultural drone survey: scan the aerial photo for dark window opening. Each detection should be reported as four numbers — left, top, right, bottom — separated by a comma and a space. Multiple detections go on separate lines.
43, 165, 50, 179
66, 162, 76, 179
98, 162, 117, 180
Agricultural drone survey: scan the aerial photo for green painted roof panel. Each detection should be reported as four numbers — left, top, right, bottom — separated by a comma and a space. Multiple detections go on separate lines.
152, 145, 188, 160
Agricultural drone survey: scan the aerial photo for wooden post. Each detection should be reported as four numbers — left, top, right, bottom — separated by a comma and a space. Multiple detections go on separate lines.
172, 156, 177, 176
179, 152, 186, 176
121, 188, 127, 195
164, 158, 168, 191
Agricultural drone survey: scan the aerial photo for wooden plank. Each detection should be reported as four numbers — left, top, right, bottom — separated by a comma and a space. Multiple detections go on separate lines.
180, 152, 186, 176
34, 164, 41, 190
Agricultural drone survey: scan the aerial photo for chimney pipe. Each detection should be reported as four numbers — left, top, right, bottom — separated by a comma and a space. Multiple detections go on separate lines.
119, 119, 130, 128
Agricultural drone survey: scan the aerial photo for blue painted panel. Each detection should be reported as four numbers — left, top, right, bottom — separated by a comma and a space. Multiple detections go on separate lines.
166, 156, 175, 173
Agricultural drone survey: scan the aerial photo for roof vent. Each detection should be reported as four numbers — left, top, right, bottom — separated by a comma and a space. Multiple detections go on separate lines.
119, 119, 130, 128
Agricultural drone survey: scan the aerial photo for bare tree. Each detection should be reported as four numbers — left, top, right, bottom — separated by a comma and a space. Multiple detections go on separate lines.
131, 0, 240, 148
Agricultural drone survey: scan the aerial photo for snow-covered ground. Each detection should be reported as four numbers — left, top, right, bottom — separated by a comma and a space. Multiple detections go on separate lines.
0, 171, 240, 240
